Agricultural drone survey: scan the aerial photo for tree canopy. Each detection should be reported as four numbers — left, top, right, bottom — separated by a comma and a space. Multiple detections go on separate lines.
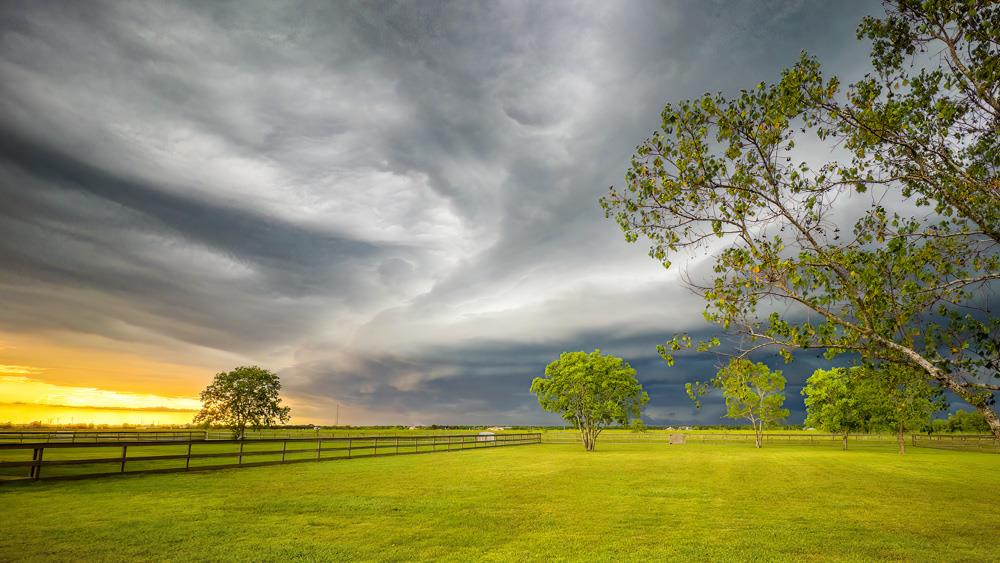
689, 358, 789, 448
932, 408, 993, 434
802, 368, 879, 449
601, 0, 1000, 438
801, 364, 942, 452
873, 363, 946, 453
531, 350, 648, 451
193, 366, 291, 439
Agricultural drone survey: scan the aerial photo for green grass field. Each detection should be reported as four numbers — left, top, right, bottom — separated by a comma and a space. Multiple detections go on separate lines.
1, 442, 998, 562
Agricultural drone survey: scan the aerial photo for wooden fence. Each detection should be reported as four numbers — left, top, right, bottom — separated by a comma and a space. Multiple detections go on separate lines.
0, 430, 207, 444
0, 433, 542, 482
543, 432, 998, 450
0, 429, 511, 443
911, 434, 998, 453
542, 432, 900, 445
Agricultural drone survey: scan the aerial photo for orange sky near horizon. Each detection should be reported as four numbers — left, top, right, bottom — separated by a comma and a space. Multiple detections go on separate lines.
0, 332, 218, 395
0, 331, 221, 425
0, 331, 362, 426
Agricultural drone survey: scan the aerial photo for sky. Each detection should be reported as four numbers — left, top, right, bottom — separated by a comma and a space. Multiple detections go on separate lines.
0, 0, 882, 426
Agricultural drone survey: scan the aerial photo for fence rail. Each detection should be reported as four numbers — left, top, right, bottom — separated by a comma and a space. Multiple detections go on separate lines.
542, 432, 902, 444
542, 432, 998, 450
0, 433, 542, 482
0, 429, 517, 443
0, 431, 207, 444
911, 434, 998, 453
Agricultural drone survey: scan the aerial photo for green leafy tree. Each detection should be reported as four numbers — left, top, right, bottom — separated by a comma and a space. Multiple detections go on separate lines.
851, 1, 1000, 244
867, 363, 945, 454
629, 419, 648, 433
802, 368, 881, 450
944, 409, 992, 433
689, 358, 789, 448
927, 417, 949, 435
193, 366, 291, 439
531, 350, 649, 451
600, 0, 1000, 438
823, 1, 1000, 429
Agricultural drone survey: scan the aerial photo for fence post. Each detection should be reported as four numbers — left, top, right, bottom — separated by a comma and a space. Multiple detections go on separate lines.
186, 442, 192, 470
374, 437, 378, 456
238, 441, 244, 465
120, 445, 128, 473
281, 440, 287, 463
348, 437, 352, 458
30, 447, 44, 480
316, 438, 322, 461
396, 436, 399, 455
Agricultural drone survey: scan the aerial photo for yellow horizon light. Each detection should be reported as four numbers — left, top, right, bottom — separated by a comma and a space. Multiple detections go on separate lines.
0, 375, 202, 413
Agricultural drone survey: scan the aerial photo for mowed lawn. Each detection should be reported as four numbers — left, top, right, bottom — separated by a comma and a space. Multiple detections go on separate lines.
1, 443, 998, 562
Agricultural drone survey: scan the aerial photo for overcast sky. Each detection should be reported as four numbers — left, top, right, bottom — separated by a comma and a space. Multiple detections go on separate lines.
0, 0, 879, 425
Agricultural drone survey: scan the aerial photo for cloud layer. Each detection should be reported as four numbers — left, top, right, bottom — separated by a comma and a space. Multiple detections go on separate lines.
0, 0, 876, 424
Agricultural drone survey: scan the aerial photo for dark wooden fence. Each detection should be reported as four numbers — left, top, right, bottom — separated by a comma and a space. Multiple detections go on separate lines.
0, 429, 509, 443
0, 433, 542, 482
542, 432, 901, 445
0, 430, 207, 444
543, 432, 999, 450
911, 434, 998, 453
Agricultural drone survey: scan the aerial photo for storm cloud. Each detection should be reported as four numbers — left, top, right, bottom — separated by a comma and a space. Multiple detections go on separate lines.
0, 0, 877, 424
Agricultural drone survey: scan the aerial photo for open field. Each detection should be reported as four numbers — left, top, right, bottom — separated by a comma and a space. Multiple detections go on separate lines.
2, 428, 992, 482
2, 442, 998, 561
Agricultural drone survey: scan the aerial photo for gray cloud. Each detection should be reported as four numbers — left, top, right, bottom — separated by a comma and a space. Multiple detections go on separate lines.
0, 0, 878, 423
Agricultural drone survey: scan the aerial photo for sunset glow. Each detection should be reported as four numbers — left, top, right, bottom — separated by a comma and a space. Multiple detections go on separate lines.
0, 375, 200, 425
0, 333, 214, 425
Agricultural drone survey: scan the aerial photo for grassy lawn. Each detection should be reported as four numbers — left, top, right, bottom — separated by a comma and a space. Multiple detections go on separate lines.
1, 443, 998, 562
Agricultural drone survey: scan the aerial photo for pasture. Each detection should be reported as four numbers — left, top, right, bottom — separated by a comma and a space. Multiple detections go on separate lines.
2, 441, 998, 561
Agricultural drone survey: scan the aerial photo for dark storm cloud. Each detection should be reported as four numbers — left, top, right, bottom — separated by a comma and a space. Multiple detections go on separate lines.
0, 129, 382, 268
0, 0, 879, 422
0, 127, 400, 350
282, 326, 842, 426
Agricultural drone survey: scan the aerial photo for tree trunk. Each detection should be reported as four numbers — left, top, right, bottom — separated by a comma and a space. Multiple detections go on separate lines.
982, 406, 1000, 443
842, 432, 848, 451
880, 338, 1000, 441
896, 422, 906, 455
754, 422, 763, 449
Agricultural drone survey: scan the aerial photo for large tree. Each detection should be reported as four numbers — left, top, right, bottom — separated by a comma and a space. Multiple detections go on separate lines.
803, 364, 942, 452
802, 368, 881, 450
689, 358, 789, 448
869, 363, 945, 454
942, 409, 992, 433
194, 366, 291, 439
601, 0, 1000, 438
531, 350, 648, 451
